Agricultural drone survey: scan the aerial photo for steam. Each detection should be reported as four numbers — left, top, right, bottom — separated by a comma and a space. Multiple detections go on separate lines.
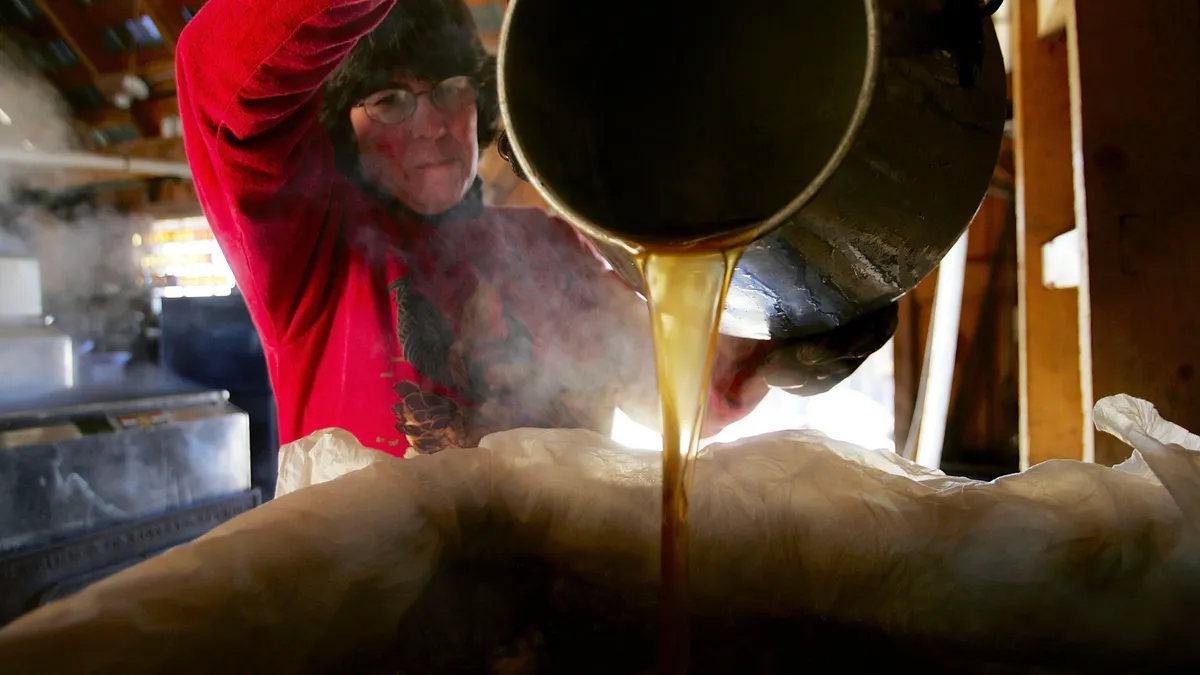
0, 42, 78, 207
468, 207, 661, 433
0, 210, 25, 256
349, 200, 659, 439
34, 208, 144, 352
0, 41, 77, 252
0, 47, 145, 356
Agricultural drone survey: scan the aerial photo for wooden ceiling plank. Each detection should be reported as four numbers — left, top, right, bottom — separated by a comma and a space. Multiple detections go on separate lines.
31, 0, 121, 76
75, 106, 135, 128
80, 0, 175, 51
140, 0, 184, 48
43, 66, 95, 92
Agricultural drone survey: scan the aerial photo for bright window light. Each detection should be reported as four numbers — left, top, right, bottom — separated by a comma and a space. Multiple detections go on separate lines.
612, 340, 896, 453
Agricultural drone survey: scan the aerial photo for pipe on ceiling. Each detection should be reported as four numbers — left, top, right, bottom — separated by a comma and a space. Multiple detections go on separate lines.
0, 147, 193, 180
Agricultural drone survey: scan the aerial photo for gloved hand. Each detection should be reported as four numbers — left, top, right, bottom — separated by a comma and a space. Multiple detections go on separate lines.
759, 301, 899, 395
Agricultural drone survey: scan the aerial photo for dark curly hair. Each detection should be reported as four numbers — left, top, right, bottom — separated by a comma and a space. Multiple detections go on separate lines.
318, 0, 500, 178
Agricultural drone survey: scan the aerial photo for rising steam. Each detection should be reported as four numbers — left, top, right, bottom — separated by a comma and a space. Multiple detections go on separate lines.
0, 36, 78, 209
0, 41, 144, 354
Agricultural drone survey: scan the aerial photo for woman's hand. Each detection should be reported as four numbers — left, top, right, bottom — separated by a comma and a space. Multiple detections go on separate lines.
702, 302, 898, 436
758, 302, 900, 396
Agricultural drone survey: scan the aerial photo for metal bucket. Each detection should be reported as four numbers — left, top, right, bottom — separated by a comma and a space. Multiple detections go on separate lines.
497, 0, 1007, 339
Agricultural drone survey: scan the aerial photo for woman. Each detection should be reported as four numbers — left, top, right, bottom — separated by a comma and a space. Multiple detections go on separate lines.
176, 0, 894, 455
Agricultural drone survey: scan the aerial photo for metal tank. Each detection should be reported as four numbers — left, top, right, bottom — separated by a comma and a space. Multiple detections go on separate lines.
496, 0, 1008, 339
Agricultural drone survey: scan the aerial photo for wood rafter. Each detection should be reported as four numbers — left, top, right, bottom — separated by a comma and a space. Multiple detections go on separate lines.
139, 0, 182, 49
1068, 0, 1200, 464
31, 0, 117, 76
1012, 0, 1083, 467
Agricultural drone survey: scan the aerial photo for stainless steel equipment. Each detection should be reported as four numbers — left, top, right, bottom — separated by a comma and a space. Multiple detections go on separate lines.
160, 294, 279, 496
0, 256, 72, 400
0, 322, 73, 400
0, 385, 252, 553
0, 490, 260, 626
0, 251, 256, 627
497, 0, 1008, 339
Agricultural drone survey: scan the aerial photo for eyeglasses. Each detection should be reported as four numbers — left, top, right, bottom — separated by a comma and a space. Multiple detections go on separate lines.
356, 76, 478, 126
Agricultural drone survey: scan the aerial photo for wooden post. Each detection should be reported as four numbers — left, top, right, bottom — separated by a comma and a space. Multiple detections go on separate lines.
893, 292, 921, 453
1068, 1, 1200, 464
894, 268, 937, 457
1011, 0, 1084, 467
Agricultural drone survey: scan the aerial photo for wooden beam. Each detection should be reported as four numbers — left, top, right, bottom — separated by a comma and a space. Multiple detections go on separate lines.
31, 0, 121, 76
944, 191, 1019, 466
129, 96, 179, 137
43, 67, 96, 92
1037, 0, 1073, 37
893, 292, 922, 453
896, 254, 941, 450
75, 106, 136, 129
1012, 0, 1083, 467
13, 136, 188, 191
110, 135, 187, 161
139, 0, 183, 49
1068, 0, 1200, 464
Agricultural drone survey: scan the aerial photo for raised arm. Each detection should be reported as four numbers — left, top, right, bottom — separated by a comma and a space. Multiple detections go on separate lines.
176, 0, 396, 345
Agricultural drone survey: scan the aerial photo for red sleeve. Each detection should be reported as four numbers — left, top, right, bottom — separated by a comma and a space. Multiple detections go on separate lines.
176, 0, 396, 346
543, 216, 768, 436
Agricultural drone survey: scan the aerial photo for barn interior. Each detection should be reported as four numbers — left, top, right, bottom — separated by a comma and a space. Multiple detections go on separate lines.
0, 0, 1198, 671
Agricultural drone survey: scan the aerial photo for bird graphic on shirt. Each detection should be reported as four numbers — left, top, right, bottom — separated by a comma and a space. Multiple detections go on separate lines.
390, 275, 539, 453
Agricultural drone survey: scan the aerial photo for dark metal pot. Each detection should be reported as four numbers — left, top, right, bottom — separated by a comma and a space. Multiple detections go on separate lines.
497, 0, 1007, 339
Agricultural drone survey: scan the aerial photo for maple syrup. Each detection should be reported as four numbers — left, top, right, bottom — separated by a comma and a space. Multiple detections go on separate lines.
636, 247, 742, 675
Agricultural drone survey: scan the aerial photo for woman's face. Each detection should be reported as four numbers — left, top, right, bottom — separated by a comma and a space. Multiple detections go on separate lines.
350, 74, 480, 215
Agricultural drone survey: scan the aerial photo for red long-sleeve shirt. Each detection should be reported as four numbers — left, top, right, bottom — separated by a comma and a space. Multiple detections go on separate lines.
176, 0, 765, 455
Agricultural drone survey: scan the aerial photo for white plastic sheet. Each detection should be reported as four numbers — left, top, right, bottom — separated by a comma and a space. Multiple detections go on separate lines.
275, 427, 415, 496
1, 395, 1198, 673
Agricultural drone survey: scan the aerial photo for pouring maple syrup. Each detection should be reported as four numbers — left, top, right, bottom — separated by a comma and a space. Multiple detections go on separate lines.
495, 0, 994, 669
635, 247, 743, 675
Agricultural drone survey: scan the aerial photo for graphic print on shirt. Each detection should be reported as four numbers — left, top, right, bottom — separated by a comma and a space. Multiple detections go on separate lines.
390, 275, 538, 453
390, 277, 466, 453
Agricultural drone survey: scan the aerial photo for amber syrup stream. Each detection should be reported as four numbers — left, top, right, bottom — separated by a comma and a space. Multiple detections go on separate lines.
636, 248, 742, 675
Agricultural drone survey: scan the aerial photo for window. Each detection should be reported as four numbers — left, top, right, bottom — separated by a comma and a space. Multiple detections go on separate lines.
126, 14, 162, 47
159, 114, 183, 138
44, 39, 78, 67
65, 85, 107, 111
89, 123, 141, 147
100, 15, 163, 53
181, 2, 207, 22
137, 217, 236, 300
28, 39, 79, 71
0, 0, 41, 23
613, 342, 897, 453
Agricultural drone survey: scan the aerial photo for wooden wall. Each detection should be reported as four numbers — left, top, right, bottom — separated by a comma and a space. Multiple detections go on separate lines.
899, 1, 1200, 472
1067, 0, 1200, 465
1012, 0, 1083, 467
894, 146, 1020, 476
